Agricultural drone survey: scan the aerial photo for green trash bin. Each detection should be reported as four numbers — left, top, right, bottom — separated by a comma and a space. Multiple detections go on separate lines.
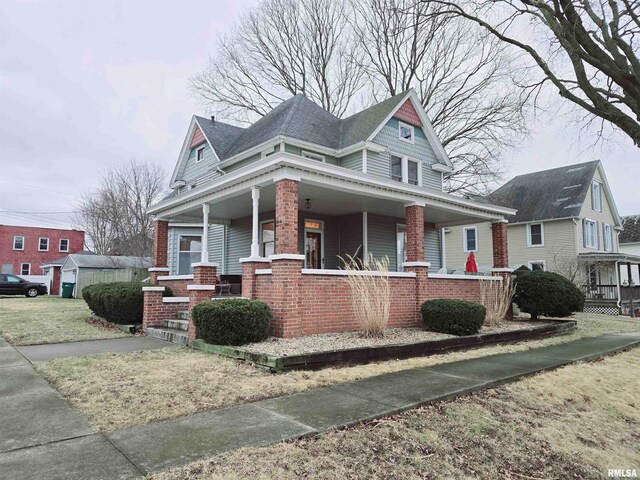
61, 282, 75, 299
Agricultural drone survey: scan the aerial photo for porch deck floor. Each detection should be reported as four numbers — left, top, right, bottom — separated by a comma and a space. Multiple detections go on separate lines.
105, 333, 640, 475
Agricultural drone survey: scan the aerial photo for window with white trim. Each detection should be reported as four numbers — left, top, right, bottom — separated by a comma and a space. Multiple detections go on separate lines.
463, 226, 478, 252
260, 220, 275, 257
13, 236, 24, 251
21, 263, 31, 275
301, 151, 325, 162
178, 235, 202, 275
591, 180, 602, 211
527, 223, 544, 247
390, 154, 421, 186
59, 239, 69, 252
603, 223, 613, 251
528, 260, 546, 271
38, 237, 49, 252
195, 146, 205, 163
584, 219, 598, 248
398, 122, 414, 143
396, 224, 407, 272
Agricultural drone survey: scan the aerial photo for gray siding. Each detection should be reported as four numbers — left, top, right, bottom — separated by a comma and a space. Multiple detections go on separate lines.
371, 117, 442, 190
225, 217, 252, 275
338, 213, 364, 262
425, 224, 442, 270
208, 224, 225, 271
176, 142, 221, 186
225, 153, 262, 174
285, 144, 339, 165
340, 151, 362, 171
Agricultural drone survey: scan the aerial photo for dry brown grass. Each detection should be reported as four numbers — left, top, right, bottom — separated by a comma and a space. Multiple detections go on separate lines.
479, 277, 514, 327
0, 296, 127, 345
36, 312, 640, 432
150, 348, 640, 480
340, 254, 391, 337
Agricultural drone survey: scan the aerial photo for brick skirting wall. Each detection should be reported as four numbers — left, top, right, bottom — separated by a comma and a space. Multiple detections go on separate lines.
252, 272, 487, 337
158, 279, 190, 297
142, 290, 187, 329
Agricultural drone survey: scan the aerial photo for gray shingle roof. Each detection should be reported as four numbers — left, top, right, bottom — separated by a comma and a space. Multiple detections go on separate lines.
197, 92, 409, 160
620, 215, 640, 243
67, 255, 152, 269
194, 116, 245, 159
487, 161, 600, 223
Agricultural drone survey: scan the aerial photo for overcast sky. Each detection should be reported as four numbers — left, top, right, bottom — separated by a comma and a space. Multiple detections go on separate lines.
0, 0, 638, 232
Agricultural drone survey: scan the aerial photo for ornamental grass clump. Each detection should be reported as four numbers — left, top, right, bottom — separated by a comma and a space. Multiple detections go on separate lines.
479, 276, 514, 327
340, 254, 391, 338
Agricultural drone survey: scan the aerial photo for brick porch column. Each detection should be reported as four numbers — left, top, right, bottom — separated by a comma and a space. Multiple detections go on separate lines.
150, 220, 169, 284
270, 177, 304, 337
404, 203, 429, 324
142, 286, 165, 331
491, 219, 513, 320
187, 262, 218, 342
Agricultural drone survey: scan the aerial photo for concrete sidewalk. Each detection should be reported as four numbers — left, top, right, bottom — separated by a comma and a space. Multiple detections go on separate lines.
0, 337, 141, 480
106, 332, 640, 474
16, 336, 178, 363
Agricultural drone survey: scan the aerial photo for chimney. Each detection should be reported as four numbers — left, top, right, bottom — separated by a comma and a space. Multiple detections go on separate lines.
211, 115, 215, 124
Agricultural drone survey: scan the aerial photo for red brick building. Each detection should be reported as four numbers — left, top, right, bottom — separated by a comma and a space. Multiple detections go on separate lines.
0, 225, 85, 276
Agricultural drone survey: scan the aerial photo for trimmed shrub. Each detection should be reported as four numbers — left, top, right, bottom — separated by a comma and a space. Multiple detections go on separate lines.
513, 271, 585, 320
82, 282, 172, 324
192, 299, 271, 346
421, 299, 486, 336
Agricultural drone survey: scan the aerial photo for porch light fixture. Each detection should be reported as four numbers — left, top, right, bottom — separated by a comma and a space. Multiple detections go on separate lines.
305, 198, 312, 209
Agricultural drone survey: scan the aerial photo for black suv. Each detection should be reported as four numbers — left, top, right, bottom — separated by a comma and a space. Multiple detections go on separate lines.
0, 274, 48, 297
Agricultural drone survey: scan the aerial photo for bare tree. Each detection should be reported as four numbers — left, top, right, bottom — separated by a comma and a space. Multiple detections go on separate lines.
428, 0, 640, 146
75, 160, 167, 256
190, 0, 366, 121
191, 0, 530, 194
353, 0, 530, 193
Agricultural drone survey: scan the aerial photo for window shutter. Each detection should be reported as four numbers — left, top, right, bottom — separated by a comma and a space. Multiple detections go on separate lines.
596, 221, 600, 249
582, 219, 587, 247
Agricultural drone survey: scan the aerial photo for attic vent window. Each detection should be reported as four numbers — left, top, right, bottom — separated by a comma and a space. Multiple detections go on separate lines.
196, 146, 205, 163
399, 122, 415, 144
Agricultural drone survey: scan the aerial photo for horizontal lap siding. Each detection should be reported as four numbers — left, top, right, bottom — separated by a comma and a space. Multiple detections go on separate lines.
367, 213, 398, 269
226, 217, 252, 274
208, 224, 225, 271
338, 213, 363, 261
285, 144, 339, 165
425, 225, 442, 270
340, 151, 362, 171
371, 118, 442, 190
177, 143, 221, 186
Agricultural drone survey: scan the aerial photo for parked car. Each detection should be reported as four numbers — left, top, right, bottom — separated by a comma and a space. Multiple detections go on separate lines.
0, 274, 48, 297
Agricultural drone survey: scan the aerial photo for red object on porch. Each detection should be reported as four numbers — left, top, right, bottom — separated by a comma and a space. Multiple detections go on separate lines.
465, 252, 478, 273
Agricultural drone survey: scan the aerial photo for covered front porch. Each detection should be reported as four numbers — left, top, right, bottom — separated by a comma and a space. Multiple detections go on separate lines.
580, 253, 640, 317
144, 155, 514, 339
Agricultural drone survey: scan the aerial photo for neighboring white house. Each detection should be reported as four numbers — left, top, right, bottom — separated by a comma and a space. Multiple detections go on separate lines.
620, 215, 640, 285
60, 254, 151, 297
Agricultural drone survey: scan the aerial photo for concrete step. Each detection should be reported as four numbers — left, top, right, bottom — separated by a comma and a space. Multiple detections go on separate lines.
176, 311, 190, 321
146, 327, 188, 346
163, 319, 188, 331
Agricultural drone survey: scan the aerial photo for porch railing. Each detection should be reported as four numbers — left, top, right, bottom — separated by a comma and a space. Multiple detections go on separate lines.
582, 284, 618, 301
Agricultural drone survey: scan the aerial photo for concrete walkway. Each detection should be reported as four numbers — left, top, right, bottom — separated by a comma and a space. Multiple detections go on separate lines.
16, 336, 178, 363
106, 332, 640, 474
0, 337, 141, 479
3, 333, 640, 478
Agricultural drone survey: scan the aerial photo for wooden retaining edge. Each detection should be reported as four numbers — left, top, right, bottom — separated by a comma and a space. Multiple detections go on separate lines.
191, 320, 577, 373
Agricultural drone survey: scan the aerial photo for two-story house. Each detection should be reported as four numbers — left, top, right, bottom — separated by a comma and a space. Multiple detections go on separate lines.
143, 90, 516, 342
446, 161, 638, 315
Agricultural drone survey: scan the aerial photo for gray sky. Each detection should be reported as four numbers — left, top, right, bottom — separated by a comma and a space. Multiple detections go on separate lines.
0, 0, 638, 231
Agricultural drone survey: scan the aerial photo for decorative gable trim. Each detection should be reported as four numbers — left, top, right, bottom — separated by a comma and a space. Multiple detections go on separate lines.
365, 89, 453, 169
190, 125, 206, 148
170, 117, 221, 185
394, 99, 422, 126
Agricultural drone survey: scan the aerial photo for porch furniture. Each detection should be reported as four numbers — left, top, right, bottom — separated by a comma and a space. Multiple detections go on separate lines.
219, 275, 242, 296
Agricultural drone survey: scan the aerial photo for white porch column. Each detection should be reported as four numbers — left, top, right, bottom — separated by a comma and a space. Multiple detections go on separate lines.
251, 187, 260, 257
201, 204, 210, 263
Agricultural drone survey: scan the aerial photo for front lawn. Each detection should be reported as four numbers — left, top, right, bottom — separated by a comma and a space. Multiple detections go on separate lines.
36, 312, 640, 431
150, 347, 640, 479
0, 296, 127, 345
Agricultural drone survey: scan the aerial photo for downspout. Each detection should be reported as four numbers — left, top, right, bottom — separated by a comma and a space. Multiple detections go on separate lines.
216, 165, 226, 175
615, 260, 622, 312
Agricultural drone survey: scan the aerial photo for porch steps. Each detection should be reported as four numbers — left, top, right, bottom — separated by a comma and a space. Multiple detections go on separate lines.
146, 327, 188, 346
176, 311, 189, 321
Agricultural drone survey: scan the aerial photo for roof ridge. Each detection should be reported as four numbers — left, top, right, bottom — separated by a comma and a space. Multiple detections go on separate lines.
194, 115, 245, 131
508, 160, 600, 181
280, 94, 303, 135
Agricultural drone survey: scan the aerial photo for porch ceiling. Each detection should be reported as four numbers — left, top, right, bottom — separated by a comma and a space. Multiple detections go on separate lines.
165, 182, 503, 226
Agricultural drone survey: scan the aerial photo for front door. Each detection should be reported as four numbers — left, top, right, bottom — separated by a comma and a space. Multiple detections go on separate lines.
304, 220, 324, 269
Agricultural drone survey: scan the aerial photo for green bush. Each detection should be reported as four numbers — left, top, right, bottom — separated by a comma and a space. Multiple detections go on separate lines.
82, 282, 172, 325
513, 271, 585, 320
192, 299, 271, 346
421, 299, 486, 336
